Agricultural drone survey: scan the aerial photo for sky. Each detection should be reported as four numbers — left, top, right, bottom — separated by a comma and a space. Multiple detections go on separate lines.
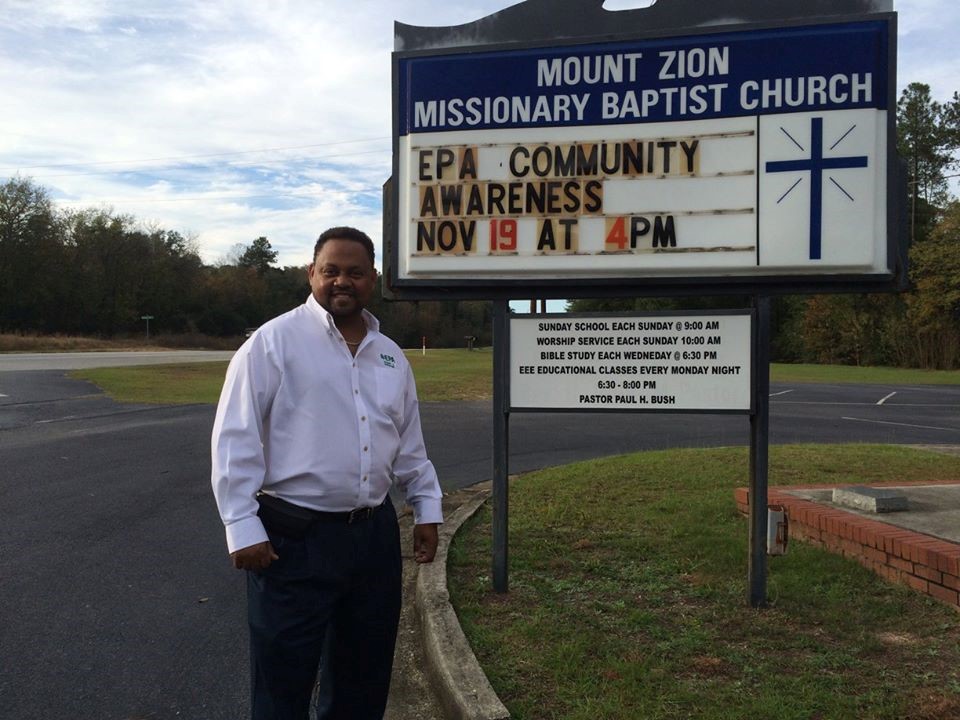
1, 0, 958, 270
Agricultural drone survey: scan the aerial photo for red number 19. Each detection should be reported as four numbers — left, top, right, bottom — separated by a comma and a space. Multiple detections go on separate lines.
490, 219, 517, 252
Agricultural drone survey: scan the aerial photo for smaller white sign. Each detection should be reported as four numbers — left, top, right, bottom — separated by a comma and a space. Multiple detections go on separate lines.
510, 313, 752, 411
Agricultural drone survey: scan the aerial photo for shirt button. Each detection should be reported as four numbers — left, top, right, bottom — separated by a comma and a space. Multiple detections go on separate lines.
354, 389, 359, 394
363, 475, 368, 482
363, 446, 368, 452
361, 416, 366, 421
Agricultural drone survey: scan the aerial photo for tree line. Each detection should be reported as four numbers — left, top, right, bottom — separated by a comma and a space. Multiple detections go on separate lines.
1, 83, 957, 363
0, 179, 492, 347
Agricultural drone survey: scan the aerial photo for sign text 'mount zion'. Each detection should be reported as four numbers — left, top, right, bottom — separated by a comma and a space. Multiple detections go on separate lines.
393, 18, 894, 287
510, 313, 753, 411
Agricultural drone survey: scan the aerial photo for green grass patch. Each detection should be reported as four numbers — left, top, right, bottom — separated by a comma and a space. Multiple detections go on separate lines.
71, 348, 492, 404
771, 363, 960, 385
405, 348, 492, 401
74, 363, 230, 405
448, 445, 960, 720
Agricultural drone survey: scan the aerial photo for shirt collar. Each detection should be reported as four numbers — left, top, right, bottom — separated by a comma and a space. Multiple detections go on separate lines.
305, 293, 380, 334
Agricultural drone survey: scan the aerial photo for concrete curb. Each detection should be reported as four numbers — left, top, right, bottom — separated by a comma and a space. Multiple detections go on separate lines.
416, 490, 510, 720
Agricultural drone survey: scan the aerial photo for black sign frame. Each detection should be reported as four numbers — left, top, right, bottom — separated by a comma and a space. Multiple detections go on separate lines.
386, 7, 904, 301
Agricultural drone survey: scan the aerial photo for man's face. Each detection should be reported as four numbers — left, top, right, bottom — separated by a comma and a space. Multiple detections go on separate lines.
308, 238, 377, 319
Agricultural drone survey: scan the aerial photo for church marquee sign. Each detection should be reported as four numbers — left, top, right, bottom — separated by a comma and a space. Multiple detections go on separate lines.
387, 1, 902, 298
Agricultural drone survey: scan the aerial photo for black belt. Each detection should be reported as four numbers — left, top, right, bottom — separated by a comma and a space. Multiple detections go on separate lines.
317, 505, 381, 524
257, 493, 382, 538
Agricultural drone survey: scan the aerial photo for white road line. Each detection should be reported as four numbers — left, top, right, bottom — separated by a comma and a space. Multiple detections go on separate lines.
0, 393, 8, 397
769, 390, 794, 397
877, 391, 897, 405
35, 416, 79, 424
842, 416, 957, 432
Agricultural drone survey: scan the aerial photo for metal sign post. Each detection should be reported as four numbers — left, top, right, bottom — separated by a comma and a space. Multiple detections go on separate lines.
492, 299, 510, 593
748, 296, 772, 608
140, 314, 154, 340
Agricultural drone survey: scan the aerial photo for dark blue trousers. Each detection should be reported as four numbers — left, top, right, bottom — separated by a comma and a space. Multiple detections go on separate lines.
246, 500, 402, 720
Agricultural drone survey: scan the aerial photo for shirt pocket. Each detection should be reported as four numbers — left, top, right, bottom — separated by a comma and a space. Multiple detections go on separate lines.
375, 367, 405, 425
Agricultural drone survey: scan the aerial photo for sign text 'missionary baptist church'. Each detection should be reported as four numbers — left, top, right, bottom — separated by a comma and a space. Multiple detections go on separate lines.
387, 0, 901, 298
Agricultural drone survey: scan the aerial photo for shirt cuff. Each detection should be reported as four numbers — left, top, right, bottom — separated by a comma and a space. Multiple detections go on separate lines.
409, 496, 444, 525
225, 515, 269, 554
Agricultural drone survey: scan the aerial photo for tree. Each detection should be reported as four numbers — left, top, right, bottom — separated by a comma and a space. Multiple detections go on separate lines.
903, 201, 960, 368
134, 229, 205, 333
263, 265, 309, 319
0, 177, 64, 330
800, 294, 896, 367
238, 236, 278, 275
62, 209, 144, 335
897, 83, 960, 241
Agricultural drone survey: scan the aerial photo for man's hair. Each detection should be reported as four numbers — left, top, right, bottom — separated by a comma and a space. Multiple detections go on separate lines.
314, 226, 376, 266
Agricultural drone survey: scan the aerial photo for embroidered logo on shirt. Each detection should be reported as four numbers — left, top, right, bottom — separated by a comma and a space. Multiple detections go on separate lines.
380, 353, 396, 368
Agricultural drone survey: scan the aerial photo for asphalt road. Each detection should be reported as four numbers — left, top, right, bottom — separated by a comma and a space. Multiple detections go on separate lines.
1, 365, 958, 719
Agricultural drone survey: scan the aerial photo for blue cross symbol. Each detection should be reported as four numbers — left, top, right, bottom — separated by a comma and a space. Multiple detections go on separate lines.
765, 117, 869, 260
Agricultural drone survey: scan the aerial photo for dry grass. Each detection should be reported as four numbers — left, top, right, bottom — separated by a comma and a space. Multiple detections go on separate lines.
0, 332, 241, 353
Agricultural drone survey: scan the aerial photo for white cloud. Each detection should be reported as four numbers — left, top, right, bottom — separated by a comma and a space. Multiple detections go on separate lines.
896, 0, 960, 100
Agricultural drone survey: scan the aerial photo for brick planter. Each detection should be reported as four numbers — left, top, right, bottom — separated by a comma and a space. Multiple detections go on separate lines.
735, 483, 960, 609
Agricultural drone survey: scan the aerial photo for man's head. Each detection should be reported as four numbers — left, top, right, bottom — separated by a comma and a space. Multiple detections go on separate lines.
313, 226, 376, 267
308, 226, 378, 322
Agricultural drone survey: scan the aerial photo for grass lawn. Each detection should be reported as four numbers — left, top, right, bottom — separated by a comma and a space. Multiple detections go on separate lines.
405, 348, 492, 401
75, 363, 231, 405
71, 348, 493, 404
771, 363, 960, 386
448, 445, 960, 720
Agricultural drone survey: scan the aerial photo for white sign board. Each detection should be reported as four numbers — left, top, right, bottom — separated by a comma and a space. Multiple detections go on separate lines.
510, 313, 753, 411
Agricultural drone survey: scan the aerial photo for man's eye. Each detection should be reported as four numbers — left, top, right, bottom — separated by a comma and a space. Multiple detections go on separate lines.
350, 270, 365, 279
322, 269, 338, 277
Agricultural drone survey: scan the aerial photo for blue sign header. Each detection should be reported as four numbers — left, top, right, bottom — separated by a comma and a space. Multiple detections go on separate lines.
397, 21, 889, 135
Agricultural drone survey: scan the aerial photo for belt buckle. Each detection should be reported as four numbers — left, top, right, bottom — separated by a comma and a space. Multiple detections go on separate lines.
348, 507, 372, 524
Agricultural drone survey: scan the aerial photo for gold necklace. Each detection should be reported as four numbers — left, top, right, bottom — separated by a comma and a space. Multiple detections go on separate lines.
344, 329, 367, 347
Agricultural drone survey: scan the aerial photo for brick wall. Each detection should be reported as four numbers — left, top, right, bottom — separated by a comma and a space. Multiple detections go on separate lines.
735, 483, 960, 609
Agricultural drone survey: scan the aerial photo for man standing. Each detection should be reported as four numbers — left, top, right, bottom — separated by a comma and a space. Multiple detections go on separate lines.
211, 226, 442, 719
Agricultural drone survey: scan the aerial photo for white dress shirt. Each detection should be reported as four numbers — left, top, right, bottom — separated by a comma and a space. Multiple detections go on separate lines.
211, 295, 443, 553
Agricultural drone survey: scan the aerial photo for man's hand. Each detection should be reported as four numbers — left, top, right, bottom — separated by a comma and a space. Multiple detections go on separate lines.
230, 541, 279, 571
413, 523, 439, 564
